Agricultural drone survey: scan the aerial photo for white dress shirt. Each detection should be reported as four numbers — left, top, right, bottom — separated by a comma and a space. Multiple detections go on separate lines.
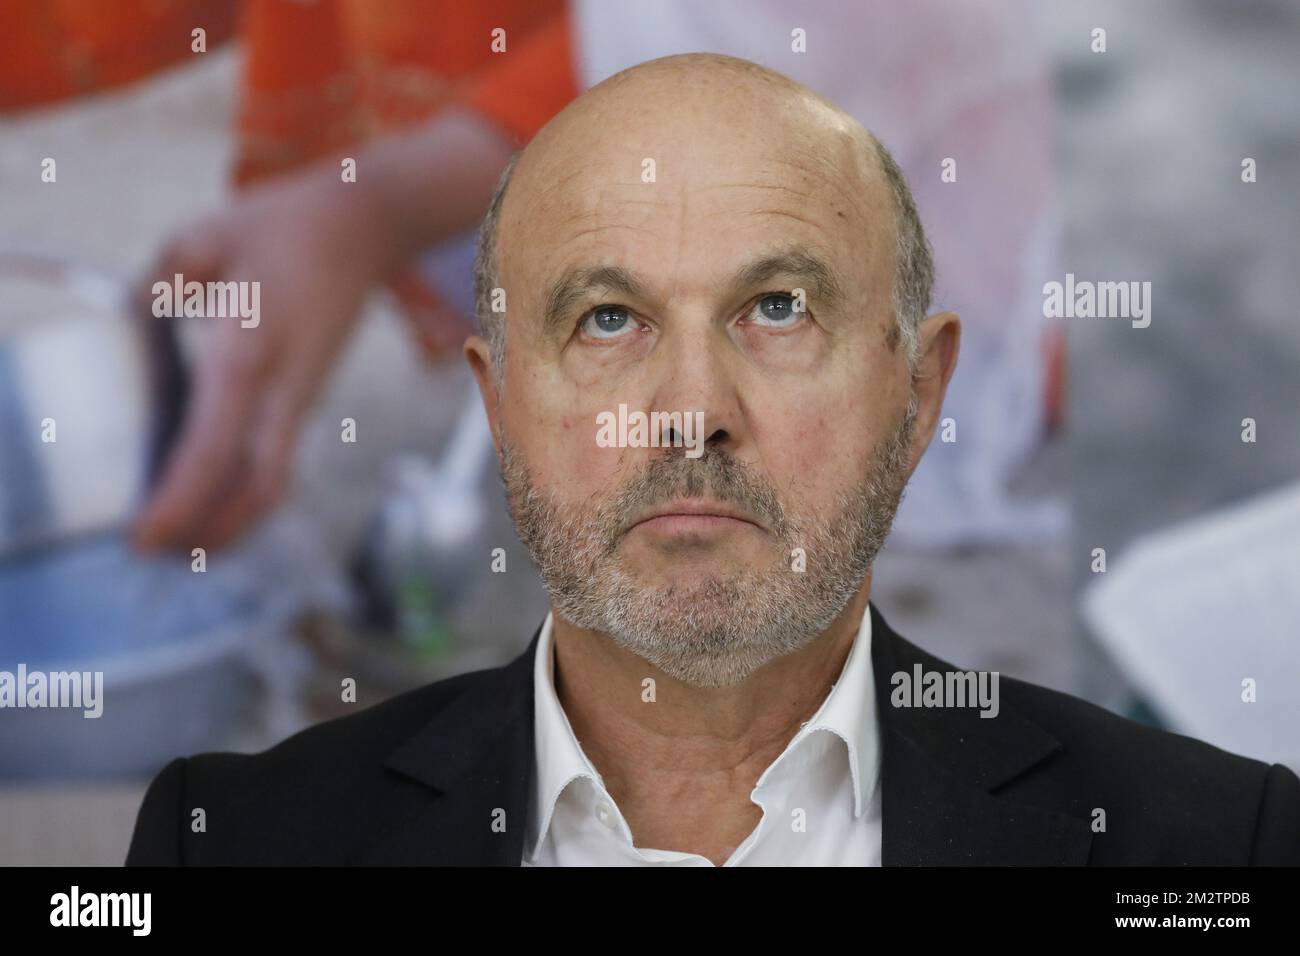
522, 603, 882, 866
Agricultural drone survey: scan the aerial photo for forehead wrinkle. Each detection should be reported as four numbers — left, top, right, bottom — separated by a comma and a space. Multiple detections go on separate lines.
694, 170, 872, 239
736, 204, 886, 289
738, 207, 824, 229
544, 188, 677, 236
559, 223, 660, 247
695, 181, 821, 204
766, 150, 878, 225
551, 211, 666, 235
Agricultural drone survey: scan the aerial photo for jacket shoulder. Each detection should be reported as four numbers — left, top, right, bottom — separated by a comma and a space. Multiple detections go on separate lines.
884, 624, 1299, 864
125, 662, 513, 865
996, 670, 1300, 864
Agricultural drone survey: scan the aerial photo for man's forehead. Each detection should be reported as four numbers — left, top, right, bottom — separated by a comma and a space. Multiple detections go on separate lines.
518, 126, 877, 218
503, 149, 890, 299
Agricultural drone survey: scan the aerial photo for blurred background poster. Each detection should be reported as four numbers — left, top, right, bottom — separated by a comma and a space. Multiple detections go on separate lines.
1, 0, 1297, 864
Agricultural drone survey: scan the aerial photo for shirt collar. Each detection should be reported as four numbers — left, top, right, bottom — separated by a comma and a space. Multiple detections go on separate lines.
526, 611, 605, 859
526, 602, 881, 859
789, 600, 879, 818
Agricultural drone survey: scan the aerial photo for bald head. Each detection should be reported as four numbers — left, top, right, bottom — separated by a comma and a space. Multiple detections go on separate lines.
472, 53, 933, 379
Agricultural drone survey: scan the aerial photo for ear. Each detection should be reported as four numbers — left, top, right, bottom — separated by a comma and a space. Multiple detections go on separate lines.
464, 334, 503, 456
905, 310, 961, 470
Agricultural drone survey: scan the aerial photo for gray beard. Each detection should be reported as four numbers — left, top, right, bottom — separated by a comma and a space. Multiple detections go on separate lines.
499, 395, 917, 688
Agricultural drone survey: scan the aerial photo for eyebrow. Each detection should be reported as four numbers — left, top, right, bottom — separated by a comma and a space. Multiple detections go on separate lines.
543, 265, 645, 339
539, 246, 846, 339
731, 248, 845, 308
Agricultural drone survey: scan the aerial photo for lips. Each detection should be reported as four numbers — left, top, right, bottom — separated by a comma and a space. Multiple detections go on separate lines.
629, 498, 764, 532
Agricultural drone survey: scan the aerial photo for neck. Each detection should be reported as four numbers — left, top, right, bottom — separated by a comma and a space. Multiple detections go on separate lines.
549, 575, 872, 862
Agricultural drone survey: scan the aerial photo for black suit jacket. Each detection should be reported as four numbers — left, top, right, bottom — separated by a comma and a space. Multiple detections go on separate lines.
126, 602, 1300, 865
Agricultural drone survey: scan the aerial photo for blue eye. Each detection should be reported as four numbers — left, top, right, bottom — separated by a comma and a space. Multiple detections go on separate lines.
749, 294, 802, 327
582, 305, 639, 339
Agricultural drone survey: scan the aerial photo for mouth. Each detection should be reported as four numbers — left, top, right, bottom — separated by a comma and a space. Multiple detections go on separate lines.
627, 498, 765, 536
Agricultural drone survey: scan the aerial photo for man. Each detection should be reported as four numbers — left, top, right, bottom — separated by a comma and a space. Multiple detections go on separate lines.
126, 53, 1300, 866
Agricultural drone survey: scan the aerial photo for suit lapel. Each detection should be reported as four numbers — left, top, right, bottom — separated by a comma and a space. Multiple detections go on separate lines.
870, 603, 1095, 865
350, 625, 541, 865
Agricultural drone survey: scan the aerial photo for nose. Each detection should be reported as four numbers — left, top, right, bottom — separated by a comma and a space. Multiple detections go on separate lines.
650, 323, 742, 456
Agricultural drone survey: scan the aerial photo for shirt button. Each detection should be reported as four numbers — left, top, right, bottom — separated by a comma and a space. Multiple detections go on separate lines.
595, 803, 617, 828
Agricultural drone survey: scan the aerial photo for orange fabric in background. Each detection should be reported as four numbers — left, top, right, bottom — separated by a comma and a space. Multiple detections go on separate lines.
236, 0, 576, 183
0, 0, 237, 110
1, 0, 577, 216
459, 13, 577, 149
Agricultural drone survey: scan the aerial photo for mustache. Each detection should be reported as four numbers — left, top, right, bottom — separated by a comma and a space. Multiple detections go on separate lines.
602, 446, 790, 548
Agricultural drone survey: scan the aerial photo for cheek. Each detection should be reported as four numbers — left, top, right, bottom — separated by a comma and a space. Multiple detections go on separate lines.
751, 387, 876, 504
766, 408, 844, 487
501, 385, 631, 497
